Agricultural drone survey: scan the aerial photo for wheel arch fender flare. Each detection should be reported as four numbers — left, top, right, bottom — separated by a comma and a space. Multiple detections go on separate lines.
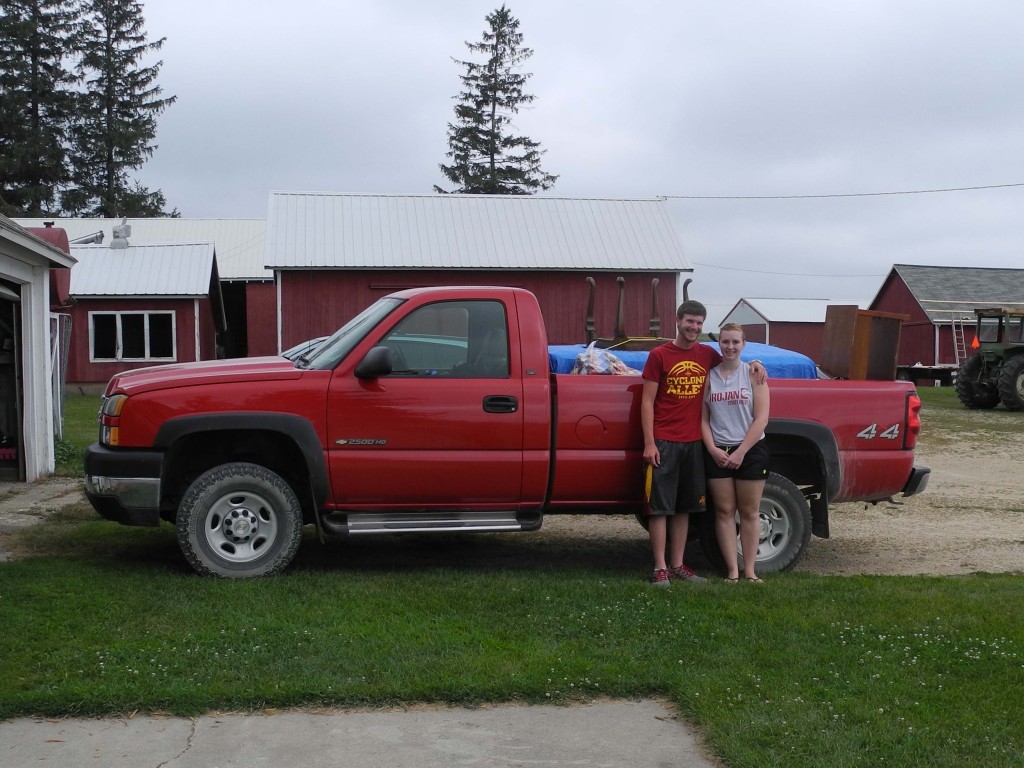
764, 417, 841, 501
154, 413, 329, 509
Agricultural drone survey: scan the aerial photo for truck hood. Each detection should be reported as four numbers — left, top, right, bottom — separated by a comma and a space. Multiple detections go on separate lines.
106, 356, 304, 396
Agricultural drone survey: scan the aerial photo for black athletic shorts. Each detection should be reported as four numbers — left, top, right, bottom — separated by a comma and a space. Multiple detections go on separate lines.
643, 439, 706, 516
704, 439, 771, 481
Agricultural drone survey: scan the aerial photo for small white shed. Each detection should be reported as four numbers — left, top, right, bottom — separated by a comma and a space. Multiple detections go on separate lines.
0, 215, 76, 482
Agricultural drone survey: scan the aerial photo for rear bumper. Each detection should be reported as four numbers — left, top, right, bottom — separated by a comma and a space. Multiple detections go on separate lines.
901, 465, 930, 497
83, 443, 163, 526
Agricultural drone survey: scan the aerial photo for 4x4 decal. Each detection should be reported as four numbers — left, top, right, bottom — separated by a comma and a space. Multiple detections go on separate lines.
856, 424, 900, 440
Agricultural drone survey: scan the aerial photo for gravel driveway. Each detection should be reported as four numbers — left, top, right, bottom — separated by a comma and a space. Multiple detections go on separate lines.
2, 409, 1021, 575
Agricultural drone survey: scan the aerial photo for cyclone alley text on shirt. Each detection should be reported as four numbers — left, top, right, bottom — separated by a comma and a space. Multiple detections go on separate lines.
664, 361, 708, 398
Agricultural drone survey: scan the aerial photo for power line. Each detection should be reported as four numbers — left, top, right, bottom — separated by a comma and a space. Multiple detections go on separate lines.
693, 262, 882, 278
664, 182, 1024, 200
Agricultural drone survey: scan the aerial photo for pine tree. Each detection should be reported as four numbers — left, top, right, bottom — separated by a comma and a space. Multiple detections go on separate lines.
436, 5, 557, 195
63, 0, 176, 217
0, 0, 81, 216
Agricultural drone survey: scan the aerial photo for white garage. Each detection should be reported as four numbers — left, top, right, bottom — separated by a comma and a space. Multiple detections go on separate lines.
0, 215, 76, 482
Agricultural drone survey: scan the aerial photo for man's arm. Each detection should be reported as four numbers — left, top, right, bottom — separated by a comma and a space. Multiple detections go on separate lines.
641, 379, 660, 467
748, 359, 767, 384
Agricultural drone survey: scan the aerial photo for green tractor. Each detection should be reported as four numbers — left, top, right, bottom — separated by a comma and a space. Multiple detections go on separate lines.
956, 307, 1024, 410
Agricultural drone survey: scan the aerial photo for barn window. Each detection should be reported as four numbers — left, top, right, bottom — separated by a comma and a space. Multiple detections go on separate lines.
89, 311, 176, 362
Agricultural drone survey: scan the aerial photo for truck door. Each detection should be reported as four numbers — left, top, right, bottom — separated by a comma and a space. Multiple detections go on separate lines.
326, 299, 525, 508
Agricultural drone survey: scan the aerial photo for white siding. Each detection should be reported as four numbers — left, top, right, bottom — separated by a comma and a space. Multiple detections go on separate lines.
0, 215, 76, 481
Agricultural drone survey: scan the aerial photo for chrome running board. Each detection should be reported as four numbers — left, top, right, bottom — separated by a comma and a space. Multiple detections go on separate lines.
320, 509, 541, 536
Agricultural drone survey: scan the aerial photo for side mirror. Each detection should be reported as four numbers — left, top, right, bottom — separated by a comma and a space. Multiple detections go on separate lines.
354, 346, 393, 379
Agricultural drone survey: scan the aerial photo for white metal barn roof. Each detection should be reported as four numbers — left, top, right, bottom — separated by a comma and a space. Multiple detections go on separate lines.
264, 192, 692, 272
69, 242, 217, 297
720, 297, 864, 328
14, 218, 267, 280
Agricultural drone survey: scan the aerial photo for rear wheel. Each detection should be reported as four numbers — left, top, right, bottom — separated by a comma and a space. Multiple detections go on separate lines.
699, 472, 811, 574
997, 355, 1024, 411
956, 353, 1000, 409
177, 462, 303, 578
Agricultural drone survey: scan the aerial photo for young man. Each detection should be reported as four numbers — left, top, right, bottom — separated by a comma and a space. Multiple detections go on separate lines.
641, 300, 763, 587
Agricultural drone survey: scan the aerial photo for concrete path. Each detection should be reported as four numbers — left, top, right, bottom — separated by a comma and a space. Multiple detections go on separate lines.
1, 700, 720, 767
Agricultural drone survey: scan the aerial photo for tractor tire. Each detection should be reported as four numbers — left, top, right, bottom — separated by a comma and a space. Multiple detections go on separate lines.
956, 354, 1000, 409
998, 354, 1024, 411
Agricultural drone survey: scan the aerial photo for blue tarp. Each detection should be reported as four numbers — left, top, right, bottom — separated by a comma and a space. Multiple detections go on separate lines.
548, 341, 818, 379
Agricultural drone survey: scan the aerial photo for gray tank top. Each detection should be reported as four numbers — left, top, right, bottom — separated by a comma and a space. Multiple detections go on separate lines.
704, 362, 764, 445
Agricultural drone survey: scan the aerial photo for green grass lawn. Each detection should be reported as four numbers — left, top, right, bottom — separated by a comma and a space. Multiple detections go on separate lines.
54, 393, 101, 476
6, 390, 1020, 768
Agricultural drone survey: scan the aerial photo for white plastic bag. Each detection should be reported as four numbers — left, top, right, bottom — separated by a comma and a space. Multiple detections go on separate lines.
571, 342, 642, 375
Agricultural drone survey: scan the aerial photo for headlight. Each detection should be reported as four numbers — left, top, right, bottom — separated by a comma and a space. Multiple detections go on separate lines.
99, 394, 128, 446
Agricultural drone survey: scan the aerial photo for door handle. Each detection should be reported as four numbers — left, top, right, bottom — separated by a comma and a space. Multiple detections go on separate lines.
482, 395, 519, 414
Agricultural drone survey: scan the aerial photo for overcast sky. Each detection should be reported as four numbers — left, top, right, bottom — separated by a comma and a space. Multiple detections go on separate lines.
134, 0, 1024, 327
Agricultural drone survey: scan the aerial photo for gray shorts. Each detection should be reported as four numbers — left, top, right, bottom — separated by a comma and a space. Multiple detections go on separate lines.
643, 439, 706, 516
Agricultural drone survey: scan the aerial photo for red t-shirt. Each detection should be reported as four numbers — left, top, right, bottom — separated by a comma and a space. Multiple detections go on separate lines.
642, 342, 722, 442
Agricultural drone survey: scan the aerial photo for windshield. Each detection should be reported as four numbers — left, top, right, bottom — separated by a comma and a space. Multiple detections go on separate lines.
296, 297, 403, 369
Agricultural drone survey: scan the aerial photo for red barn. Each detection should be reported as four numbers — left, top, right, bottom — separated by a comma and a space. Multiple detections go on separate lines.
14, 217, 269, 358
717, 298, 858, 363
265, 193, 693, 351
67, 240, 225, 388
869, 264, 1024, 367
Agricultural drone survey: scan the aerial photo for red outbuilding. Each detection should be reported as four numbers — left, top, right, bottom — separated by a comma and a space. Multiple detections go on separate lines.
869, 264, 1024, 367
67, 237, 225, 388
264, 193, 693, 352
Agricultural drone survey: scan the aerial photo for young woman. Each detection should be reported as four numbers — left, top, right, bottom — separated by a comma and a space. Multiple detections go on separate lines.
700, 324, 771, 583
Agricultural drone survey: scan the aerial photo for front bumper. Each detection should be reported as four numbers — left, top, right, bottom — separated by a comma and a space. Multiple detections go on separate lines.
83, 443, 164, 526
901, 465, 931, 497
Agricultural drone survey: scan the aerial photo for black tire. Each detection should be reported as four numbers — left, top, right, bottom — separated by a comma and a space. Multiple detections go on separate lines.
699, 472, 811, 574
997, 355, 1024, 411
956, 354, 1000, 409
177, 462, 303, 578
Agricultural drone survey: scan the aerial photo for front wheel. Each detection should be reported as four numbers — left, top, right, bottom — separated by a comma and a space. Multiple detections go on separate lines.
177, 462, 304, 578
997, 355, 1024, 411
699, 472, 811, 574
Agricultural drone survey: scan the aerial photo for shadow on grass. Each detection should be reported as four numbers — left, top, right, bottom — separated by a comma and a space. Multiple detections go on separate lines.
292, 528, 653, 577
293, 516, 715, 579
12, 504, 715, 580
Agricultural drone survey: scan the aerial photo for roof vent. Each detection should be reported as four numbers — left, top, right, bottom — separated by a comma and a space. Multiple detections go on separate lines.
110, 218, 131, 249
70, 231, 104, 244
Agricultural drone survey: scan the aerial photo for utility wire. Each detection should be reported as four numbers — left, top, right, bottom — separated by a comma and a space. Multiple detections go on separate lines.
692, 262, 881, 278
663, 182, 1024, 200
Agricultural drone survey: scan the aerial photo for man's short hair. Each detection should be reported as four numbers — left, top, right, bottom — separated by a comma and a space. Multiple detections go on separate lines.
676, 300, 707, 319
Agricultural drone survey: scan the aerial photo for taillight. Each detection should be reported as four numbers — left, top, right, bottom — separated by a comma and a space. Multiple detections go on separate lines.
904, 392, 922, 449
98, 394, 128, 446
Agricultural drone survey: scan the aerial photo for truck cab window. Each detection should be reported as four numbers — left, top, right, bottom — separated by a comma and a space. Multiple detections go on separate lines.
380, 300, 508, 378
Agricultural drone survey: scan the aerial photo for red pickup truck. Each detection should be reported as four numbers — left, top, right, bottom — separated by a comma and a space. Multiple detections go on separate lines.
84, 286, 929, 578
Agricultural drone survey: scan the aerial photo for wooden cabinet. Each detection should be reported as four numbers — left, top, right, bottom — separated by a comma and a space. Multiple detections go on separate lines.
821, 305, 908, 380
